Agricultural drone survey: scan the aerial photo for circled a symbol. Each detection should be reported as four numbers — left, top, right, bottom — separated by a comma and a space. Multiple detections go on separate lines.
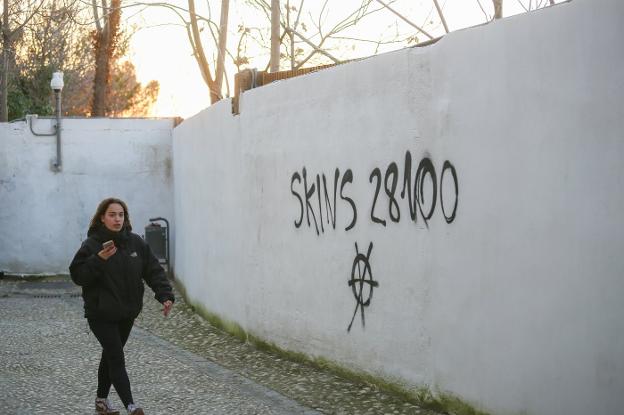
347, 242, 379, 332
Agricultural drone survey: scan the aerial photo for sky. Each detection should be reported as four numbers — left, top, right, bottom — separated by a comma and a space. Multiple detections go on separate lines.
125, 0, 554, 119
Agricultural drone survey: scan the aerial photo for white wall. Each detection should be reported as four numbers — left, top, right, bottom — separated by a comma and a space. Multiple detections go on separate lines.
0, 118, 174, 274
175, 1, 624, 414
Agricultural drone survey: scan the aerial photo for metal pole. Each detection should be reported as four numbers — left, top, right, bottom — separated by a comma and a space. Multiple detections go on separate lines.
53, 90, 62, 171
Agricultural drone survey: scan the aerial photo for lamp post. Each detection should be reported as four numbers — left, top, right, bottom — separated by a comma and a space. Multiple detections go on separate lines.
50, 71, 64, 172
27, 71, 65, 172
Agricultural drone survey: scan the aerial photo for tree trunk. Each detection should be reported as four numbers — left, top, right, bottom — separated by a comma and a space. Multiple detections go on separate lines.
91, 30, 109, 116
91, 0, 121, 116
270, 0, 280, 72
493, 0, 503, 19
1, 0, 9, 122
214, 0, 229, 98
188, 0, 220, 103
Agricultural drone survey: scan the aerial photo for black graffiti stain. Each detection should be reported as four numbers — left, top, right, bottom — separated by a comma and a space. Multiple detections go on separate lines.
440, 160, 459, 223
290, 151, 458, 234
369, 168, 386, 226
369, 150, 459, 228
411, 155, 437, 229
291, 167, 357, 235
347, 242, 379, 332
369, 161, 402, 227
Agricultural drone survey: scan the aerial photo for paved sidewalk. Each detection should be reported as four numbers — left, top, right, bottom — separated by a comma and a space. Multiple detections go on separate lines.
0, 278, 435, 415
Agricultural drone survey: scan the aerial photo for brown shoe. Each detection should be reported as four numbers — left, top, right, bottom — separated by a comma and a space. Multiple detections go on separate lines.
95, 398, 120, 415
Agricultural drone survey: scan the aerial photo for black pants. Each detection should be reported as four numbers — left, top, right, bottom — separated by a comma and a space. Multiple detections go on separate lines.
88, 318, 135, 408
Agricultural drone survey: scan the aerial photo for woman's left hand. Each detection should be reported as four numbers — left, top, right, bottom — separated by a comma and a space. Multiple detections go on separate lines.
162, 300, 173, 317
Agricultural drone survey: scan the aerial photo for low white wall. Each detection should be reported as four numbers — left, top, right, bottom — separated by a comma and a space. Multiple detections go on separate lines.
0, 118, 174, 274
173, 1, 623, 414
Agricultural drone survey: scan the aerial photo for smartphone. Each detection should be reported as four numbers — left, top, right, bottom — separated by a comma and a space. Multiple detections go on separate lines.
103, 240, 114, 249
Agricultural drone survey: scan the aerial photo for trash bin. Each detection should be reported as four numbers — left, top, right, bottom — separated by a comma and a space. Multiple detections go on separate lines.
145, 217, 170, 277
145, 223, 167, 261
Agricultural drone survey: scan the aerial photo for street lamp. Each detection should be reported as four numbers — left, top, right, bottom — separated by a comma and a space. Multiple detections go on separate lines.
50, 71, 64, 172
50, 71, 64, 92
28, 71, 64, 172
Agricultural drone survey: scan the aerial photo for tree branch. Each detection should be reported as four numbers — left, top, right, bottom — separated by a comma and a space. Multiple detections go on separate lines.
91, 0, 102, 32
475, 0, 491, 21
286, 27, 340, 63
215, 0, 229, 93
374, 0, 433, 40
432, 0, 448, 33
188, 0, 218, 102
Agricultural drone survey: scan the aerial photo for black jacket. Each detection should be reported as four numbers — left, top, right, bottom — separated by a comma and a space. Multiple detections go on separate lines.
69, 225, 174, 321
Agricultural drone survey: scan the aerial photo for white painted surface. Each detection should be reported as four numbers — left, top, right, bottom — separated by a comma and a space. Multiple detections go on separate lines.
172, 1, 624, 414
0, 118, 174, 274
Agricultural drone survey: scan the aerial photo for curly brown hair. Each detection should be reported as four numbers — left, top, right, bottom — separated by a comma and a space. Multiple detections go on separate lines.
88, 197, 133, 232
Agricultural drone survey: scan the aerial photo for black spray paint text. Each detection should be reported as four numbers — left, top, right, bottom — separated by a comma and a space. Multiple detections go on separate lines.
290, 150, 458, 235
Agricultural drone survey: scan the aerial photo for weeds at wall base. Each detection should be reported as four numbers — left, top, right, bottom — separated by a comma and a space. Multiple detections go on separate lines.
172, 278, 489, 415
0, 273, 70, 281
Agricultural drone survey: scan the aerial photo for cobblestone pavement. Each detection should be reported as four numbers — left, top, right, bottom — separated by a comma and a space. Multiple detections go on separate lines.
0, 277, 437, 415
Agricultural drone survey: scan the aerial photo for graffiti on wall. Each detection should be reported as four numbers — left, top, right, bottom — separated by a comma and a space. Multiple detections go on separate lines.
347, 242, 378, 332
289, 149, 459, 331
290, 150, 458, 235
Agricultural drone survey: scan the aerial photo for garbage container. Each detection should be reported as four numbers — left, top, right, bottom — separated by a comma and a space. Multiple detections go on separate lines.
145, 223, 167, 261
145, 217, 170, 276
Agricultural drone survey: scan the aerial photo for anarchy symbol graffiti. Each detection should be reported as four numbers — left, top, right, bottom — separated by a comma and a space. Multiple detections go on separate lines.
347, 242, 379, 332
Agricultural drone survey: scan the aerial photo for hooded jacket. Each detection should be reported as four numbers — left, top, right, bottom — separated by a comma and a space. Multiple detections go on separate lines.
69, 225, 174, 321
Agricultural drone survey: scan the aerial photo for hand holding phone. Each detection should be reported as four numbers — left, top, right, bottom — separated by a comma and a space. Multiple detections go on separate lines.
98, 240, 117, 260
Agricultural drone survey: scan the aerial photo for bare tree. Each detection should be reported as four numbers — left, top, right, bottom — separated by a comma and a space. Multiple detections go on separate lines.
115, 0, 561, 110
91, 0, 122, 116
246, 0, 413, 71
126, 1, 229, 104
188, 0, 229, 103
118, 0, 446, 106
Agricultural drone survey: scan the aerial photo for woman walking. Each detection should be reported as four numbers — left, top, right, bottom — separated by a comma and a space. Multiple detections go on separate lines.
70, 198, 174, 415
